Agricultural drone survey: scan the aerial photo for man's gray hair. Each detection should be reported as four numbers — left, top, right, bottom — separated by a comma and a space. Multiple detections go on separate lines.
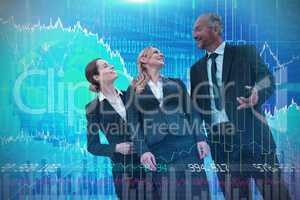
204, 13, 223, 35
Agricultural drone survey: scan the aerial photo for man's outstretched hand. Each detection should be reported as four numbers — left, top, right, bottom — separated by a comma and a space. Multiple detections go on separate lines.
237, 86, 258, 110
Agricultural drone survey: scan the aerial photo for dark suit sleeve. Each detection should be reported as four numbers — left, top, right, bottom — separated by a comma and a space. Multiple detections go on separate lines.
126, 86, 150, 157
247, 45, 275, 106
177, 79, 207, 142
86, 110, 116, 158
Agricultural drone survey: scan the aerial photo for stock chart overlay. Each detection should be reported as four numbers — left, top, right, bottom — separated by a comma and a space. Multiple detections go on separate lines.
0, 0, 300, 199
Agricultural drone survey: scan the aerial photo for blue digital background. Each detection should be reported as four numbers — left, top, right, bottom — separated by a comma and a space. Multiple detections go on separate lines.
0, 0, 300, 199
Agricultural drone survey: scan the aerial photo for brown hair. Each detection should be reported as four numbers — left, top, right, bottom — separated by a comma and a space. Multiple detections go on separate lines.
85, 58, 102, 92
133, 46, 156, 94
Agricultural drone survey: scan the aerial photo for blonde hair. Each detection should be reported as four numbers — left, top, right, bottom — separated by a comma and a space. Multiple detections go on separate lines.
133, 46, 156, 94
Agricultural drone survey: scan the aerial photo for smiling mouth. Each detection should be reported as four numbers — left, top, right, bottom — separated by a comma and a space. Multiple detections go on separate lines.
196, 38, 202, 42
194, 36, 202, 42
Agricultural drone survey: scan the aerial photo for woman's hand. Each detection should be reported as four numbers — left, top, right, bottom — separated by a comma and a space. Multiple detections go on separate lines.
197, 141, 210, 159
115, 142, 134, 155
141, 152, 157, 171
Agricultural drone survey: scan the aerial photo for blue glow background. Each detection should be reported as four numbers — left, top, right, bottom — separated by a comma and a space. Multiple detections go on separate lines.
0, 0, 300, 199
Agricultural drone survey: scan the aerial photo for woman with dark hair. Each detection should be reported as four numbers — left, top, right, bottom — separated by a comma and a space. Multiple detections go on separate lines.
85, 58, 144, 199
127, 47, 211, 200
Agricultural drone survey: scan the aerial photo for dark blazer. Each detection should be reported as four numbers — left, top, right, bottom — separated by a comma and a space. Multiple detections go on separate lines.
190, 44, 276, 153
85, 91, 133, 163
127, 77, 206, 157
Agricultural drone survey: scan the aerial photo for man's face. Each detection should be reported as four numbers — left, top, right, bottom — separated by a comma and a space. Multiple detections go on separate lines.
192, 16, 216, 50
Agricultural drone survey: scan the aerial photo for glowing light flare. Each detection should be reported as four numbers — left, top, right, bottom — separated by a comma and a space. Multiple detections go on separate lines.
126, 0, 151, 3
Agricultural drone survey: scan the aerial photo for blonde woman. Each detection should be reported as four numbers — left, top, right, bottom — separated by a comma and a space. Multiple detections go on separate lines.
127, 47, 210, 199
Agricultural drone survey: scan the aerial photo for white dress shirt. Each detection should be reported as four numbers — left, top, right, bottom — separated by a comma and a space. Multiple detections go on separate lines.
98, 89, 126, 120
148, 78, 163, 107
206, 41, 229, 125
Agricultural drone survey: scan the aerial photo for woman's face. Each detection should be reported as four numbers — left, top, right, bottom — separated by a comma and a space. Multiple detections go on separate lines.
93, 59, 117, 84
142, 47, 164, 69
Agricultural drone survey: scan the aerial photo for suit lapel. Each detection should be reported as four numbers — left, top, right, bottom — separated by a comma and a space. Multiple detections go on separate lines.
197, 57, 210, 96
99, 94, 126, 123
222, 44, 235, 84
120, 91, 126, 104
162, 77, 171, 99
141, 83, 160, 107
86, 98, 100, 116
161, 77, 176, 108
200, 58, 209, 83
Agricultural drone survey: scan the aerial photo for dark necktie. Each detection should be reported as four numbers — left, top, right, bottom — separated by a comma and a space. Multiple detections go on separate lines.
208, 53, 222, 110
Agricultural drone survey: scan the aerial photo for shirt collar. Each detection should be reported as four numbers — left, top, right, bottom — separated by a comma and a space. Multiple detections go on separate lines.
207, 41, 226, 57
148, 76, 163, 86
98, 89, 123, 102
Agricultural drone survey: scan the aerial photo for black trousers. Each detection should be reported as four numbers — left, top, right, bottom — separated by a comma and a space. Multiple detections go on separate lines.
208, 122, 291, 200
144, 135, 210, 200
112, 154, 145, 200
